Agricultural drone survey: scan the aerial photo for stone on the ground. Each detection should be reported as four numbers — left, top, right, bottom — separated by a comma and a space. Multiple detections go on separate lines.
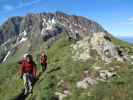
55, 90, 71, 100
76, 77, 97, 89
131, 62, 133, 65
57, 80, 64, 87
130, 55, 133, 59
98, 70, 116, 81
93, 66, 101, 70
115, 66, 120, 69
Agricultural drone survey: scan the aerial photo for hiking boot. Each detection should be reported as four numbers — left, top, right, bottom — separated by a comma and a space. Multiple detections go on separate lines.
24, 89, 28, 95
29, 87, 33, 94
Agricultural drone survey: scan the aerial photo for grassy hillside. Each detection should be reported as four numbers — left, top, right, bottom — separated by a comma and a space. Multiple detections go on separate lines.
0, 34, 133, 100
0, 63, 23, 100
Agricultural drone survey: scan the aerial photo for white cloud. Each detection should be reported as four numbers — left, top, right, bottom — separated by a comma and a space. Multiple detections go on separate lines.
116, 17, 133, 25
3, 5, 14, 11
118, 21, 133, 25
0, 0, 41, 13
18, 0, 41, 8
128, 17, 133, 21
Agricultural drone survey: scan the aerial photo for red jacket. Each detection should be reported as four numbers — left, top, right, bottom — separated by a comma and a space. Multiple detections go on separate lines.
20, 60, 37, 77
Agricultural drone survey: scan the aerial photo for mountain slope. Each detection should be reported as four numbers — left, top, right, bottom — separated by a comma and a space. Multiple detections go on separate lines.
28, 35, 133, 100
0, 12, 133, 100
0, 34, 133, 100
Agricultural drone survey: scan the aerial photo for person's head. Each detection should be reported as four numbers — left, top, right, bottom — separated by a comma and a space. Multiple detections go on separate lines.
23, 53, 28, 60
26, 54, 33, 63
41, 52, 45, 56
41, 50, 46, 56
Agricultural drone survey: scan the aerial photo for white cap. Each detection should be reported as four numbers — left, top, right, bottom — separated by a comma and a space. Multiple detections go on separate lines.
23, 53, 28, 58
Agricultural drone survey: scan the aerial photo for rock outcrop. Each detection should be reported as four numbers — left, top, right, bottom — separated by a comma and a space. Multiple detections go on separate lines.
71, 32, 128, 63
90, 32, 123, 63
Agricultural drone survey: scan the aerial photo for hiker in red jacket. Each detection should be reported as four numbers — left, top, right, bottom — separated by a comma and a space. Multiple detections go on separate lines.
40, 51, 47, 72
19, 54, 37, 95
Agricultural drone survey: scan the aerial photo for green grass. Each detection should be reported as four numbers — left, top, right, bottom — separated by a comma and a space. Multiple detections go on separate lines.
27, 35, 95, 100
112, 36, 133, 54
0, 35, 133, 100
0, 63, 23, 100
91, 64, 133, 100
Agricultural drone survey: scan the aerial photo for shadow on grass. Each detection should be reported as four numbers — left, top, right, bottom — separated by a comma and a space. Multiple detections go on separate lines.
14, 89, 28, 100
47, 67, 61, 74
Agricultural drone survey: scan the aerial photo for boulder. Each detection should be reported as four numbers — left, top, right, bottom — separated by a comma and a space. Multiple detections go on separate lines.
55, 90, 71, 100
76, 77, 97, 89
98, 69, 116, 81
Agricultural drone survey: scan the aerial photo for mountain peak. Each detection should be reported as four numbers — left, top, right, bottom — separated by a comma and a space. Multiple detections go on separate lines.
0, 12, 107, 63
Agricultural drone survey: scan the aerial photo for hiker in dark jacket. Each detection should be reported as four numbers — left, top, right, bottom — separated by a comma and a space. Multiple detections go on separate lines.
19, 54, 37, 95
40, 51, 47, 72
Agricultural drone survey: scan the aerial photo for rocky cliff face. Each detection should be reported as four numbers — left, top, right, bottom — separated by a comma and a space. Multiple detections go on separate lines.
0, 12, 107, 63
0, 17, 23, 44
0, 12, 106, 45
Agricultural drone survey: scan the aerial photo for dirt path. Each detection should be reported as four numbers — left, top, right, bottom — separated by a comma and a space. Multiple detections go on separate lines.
14, 89, 29, 100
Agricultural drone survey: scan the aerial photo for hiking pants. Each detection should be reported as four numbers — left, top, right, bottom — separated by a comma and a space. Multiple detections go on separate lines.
23, 73, 33, 94
41, 63, 47, 72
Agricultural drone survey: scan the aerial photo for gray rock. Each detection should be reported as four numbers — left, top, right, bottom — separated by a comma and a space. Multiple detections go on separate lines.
90, 32, 127, 63
98, 69, 117, 81
76, 77, 97, 89
55, 90, 71, 100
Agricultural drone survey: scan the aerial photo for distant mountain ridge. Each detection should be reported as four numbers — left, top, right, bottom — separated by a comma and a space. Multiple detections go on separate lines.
118, 36, 133, 43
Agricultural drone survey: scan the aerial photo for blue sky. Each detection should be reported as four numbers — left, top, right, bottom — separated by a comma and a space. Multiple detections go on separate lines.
0, 0, 133, 37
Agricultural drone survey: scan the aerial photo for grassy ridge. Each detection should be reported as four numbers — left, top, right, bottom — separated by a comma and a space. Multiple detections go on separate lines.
0, 35, 133, 100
